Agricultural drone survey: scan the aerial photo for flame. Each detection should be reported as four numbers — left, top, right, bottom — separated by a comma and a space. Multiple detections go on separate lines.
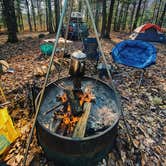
55, 88, 94, 135
61, 93, 67, 103
58, 103, 80, 134
79, 93, 92, 106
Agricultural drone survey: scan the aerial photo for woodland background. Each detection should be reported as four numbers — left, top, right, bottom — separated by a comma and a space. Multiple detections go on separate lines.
0, 0, 166, 43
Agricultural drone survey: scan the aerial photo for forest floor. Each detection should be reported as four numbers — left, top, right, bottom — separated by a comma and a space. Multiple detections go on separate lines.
0, 32, 166, 166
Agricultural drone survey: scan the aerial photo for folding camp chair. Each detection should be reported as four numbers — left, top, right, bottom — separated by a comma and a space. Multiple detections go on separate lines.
110, 40, 157, 87
82, 37, 101, 67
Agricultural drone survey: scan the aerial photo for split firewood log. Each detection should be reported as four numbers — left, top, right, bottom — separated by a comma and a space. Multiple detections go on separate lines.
72, 102, 92, 138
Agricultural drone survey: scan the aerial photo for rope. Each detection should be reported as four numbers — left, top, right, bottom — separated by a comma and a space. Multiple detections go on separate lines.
22, 0, 68, 165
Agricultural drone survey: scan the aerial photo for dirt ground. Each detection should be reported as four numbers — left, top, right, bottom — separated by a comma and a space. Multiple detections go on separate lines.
0, 32, 166, 166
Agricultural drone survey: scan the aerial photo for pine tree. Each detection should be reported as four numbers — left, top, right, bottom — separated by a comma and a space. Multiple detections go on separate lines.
105, 0, 115, 38
2, 0, 18, 42
25, 0, 32, 31
101, 0, 107, 38
132, 0, 143, 30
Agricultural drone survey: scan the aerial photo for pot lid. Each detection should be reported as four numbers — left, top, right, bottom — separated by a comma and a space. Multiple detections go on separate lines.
71, 50, 87, 60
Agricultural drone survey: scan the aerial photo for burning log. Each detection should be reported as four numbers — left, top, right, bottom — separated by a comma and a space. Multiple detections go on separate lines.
64, 88, 83, 116
72, 102, 92, 138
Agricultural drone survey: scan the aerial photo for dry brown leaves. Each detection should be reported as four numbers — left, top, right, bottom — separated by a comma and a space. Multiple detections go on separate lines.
0, 32, 165, 165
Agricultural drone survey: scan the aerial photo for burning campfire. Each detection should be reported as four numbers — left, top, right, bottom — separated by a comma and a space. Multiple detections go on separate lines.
49, 86, 95, 137
41, 51, 118, 139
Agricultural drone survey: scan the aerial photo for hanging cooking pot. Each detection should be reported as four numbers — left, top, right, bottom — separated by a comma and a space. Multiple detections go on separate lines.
69, 50, 87, 77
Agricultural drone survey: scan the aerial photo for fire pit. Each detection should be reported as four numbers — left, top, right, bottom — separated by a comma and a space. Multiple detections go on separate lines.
36, 51, 121, 165
36, 77, 121, 165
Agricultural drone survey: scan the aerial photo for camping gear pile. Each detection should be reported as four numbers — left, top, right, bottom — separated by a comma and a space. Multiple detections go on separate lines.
61, 12, 89, 40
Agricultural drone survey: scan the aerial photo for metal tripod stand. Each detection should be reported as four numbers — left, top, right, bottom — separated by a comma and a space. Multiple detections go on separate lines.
23, 0, 118, 165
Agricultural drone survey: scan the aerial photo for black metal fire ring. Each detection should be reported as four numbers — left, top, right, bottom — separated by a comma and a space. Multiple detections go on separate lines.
36, 76, 121, 141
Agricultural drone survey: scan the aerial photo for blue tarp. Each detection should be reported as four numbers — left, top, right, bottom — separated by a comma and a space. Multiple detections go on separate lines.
111, 40, 157, 69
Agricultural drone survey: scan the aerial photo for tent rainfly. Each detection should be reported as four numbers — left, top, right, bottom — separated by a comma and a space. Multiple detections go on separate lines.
129, 23, 166, 43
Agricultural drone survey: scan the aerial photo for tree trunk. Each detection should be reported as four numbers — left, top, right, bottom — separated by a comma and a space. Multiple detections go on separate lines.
130, 1, 136, 32
30, 0, 37, 31
122, 2, 130, 31
101, 0, 107, 38
48, 0, 54, 33
117, 2, 125, 31
155, 0, 162, 24
95, 0, 100, 31
16, 0, 24, 31
20, 12, 24, 31
45, 0, 49, 31
105, 0, 115, 38
0, 7, 7, 30
113, 0, 120, 31
54, 0, 60, 32
0, 2, 7, 30
132, 0, 143, 30
2, 0, 18, 43
158, 2, 166, 27
37, 0, 42, 30
140, 0, 147, 25
25, 0, 32, 31
78, 1, 82, 12
86, 6, 89, 23
152, 0, 158, 23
